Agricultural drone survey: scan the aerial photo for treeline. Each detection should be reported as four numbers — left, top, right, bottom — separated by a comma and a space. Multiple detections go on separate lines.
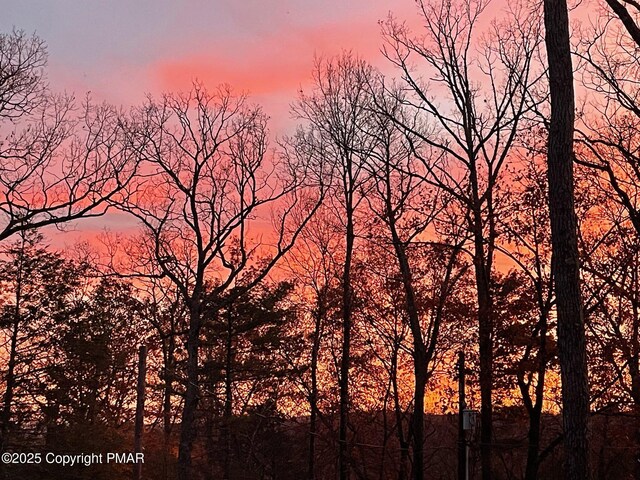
2, 1, 640, 479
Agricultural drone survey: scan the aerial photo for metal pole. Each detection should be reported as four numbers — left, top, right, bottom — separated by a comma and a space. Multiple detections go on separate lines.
466, 442, 470, 480
458, 351, 466, 480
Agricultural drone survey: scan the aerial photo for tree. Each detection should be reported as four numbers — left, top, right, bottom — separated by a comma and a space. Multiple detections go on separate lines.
115, 83, 323, 480
45, 277, 146, 428
580, 209, 640, 476
604, 0, 640, 46
573, 6, 640, 474
0, 29, 47, 119
543, 0, 590, 478
0, 30, 138, 242
362, 85, 466, 480
574, 1, 640, 239
143, 279, 187, 480
96, 231, 189, 479
380, 2, 542, 476
292, 53, 380, 480
0, 231, 82, 451
495, 152, 557, 480
0, 235, 149, 480
199, 279, 302, 479
356, 242, 414, 479
282, 205, 344, 480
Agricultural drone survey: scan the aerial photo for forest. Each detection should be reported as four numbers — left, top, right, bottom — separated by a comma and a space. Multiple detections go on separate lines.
1, 0, 640, 479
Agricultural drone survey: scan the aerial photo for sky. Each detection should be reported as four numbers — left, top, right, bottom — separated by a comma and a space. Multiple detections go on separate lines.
1, 0, 422, 133
0, 0, 534, 246
0, 0, 422, 244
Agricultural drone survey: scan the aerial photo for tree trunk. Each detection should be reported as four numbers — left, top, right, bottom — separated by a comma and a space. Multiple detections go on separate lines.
0, 316, 19, 451
631, 259, 640, 480
385, 179, 429, 480
411, 368, 427, 480
396, 268, 427, 480
631, 332, 640, 479
524, 407, 542, 480
133, 345, 147, 480
458, 352, 466, 480
525, 305, 550, 480
0, 245, 23, 451
177, 304, 202, 480
309, 296, 324, 480
339, 198, 355, 480
472, 210, 494, 480
223, 307, 234, 480
543, 1, 590, 478
162, 334, 175, 480
392, 346, 409, 480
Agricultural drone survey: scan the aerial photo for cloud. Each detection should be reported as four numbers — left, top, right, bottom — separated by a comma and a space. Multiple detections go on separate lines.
153, 20, 389, 97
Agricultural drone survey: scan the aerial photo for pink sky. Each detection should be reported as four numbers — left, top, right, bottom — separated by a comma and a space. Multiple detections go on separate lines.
3, 1, 425, 134
2, 0, 598, 133
1, 1, 420, 244
4, 0, 591, 245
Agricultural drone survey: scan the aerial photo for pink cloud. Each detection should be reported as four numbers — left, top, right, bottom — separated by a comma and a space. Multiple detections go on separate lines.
153, 20, 391, 97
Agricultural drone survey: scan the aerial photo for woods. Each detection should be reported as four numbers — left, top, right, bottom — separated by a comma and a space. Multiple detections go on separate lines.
1, 0, 639, 478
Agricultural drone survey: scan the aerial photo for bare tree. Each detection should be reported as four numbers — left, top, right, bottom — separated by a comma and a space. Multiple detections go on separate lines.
115, 83, 323, 480
0, 29, 46, 119
356, 243, 413, 480
363, 86, 466, 480
292, 54, 379, 480
0, 30, 137, 241
282, 205, 343, 480
580, 204, 640, 476
574, 11, 640, 476
496, 154, 556, 480
574, 2, 640, 238
380, 1, 542, 477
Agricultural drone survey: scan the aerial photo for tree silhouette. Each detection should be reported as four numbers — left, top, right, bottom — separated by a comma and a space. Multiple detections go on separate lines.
543, 0, 589, 478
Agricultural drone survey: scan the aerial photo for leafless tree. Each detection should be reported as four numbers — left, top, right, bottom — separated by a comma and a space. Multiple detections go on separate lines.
573, 10, 640, 476
362, 85, 466, 480
574, 2, 640, 237
380, 1, 542, 477
0, 30, 137, 241
282, 204, 343, 480
292, 53, 380, 480
114, 83, 324, 480
495, 153, 556, 480
0, 29, 46, 119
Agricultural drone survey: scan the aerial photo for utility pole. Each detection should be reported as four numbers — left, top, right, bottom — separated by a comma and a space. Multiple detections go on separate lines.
458, 351, 466, 480
134, 345, 147, 480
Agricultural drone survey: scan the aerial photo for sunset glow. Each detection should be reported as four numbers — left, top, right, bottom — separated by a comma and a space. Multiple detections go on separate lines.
0, 1, 638, 479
